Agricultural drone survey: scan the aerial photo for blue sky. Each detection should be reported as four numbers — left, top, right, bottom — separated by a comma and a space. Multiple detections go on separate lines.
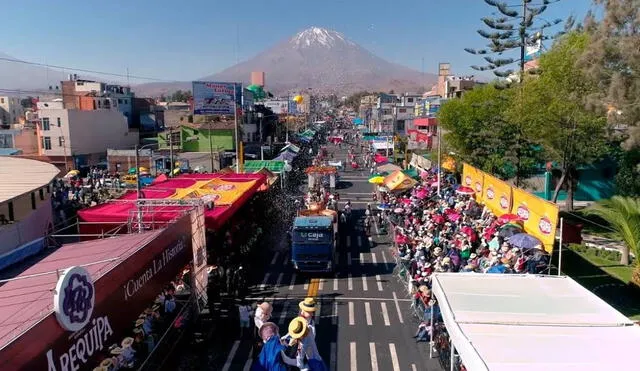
1, 0, 593, 83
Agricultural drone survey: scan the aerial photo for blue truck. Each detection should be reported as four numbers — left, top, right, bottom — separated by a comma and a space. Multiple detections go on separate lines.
290, 213, 338, 273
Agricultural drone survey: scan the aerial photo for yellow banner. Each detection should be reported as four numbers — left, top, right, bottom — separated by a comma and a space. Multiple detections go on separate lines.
481, 175, 512, 216
462, 163, 484, 200
171, 179, 258, 205
511, 188, 559, 252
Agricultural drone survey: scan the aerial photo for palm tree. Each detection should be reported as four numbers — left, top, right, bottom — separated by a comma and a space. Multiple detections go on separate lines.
584, 196, 640, 285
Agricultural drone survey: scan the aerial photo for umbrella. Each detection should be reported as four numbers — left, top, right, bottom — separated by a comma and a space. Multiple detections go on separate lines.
374, 154, 388, 164
432, 215, 445, 224
378, 186, 389, 193
376, 204, 391, 210
416, 189, 429, 199
430, 181, 439, 188
498, 224, 523, 239
497, 214, 522, 224
395, 235, 409, 244
508, 233, 543, 250
487, 265, 508, 274
368, 176, 385, 185
399, 198, 412, 205
447, 213, 461, 222
394, 208, 404, 214
455, 186, 475, 195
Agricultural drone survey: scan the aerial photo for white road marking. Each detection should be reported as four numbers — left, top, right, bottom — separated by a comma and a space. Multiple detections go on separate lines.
362, 274, 368, 291
330, 342, 337, 371
279, 302, 289, 324
411, 364, 417, 371
357, 235, 362, 247
332, 301, 338, 325
260, 273, 270, 291
371, 252, 377, 265
243, 349, 253, 371
289, 273, 296, 290
244, 295, 411, 302
359, 252, 364, 264
276, 273, 283, 287
315, 301, 322, 324
365, 302, 372, 326
389, 343, 401, 371
348, 302, 355, 325
348, 274, 353, 291
270, 252, 279, 265
221, 340, 240, 371
369, 342, 379, 371
304, 278, 309, 290
376, 274, 383, 291
373, 218, 380, 234
381, 250, 388, 265
347, 252, 352, 266
392, 291, 405, 324
381, 302, 391, 326
319, 278, 324, 291
333, 275, 339, 291
350, 342, 357, 371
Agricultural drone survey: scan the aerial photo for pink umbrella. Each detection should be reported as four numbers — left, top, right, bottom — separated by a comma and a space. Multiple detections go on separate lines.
399, 198, 412, 205
430, 181, 439, 188
447, 213, 461, 222
497, 213, 522, 224
374, 154, 388, 164
432, 214, 445, 224
455, 186, 475, 195
416, 189, 429, 199
394, 208, 404, 214
420, 171, 429, 180
395, 235, 409, 244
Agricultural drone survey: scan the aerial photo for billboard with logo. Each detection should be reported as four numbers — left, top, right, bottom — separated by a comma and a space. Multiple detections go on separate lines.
193, 81, 243, 115
511, 187, 559, 252
0, 215, 193, 370
481, 174, 512, 216
462, 163, 484, 200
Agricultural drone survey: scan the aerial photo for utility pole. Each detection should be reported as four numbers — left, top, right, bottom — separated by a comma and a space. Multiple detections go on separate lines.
520, 0, 527, 76
437, 124, 442, 197
169, 127, 174, 177
135, 144, 143, 233
233, 83, 240, 172
208, 120, 214, 172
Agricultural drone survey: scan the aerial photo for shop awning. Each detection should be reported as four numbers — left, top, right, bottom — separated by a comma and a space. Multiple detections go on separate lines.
402, 168, 419, 179
383, 170, 417, 192
243, 160, 285, 173
280, 144, 300, 154
372, 141, 393, 150
431, 273, 640, 371
376, 163, 403, 174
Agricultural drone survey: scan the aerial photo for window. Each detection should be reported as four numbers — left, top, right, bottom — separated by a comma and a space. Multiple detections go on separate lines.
42, 117, 50, 131
396, 120, 405, 131
43, 136, 51, 150
0, 98, 4, 103
58, 136, 64, 147
39, 188, 44, 200
408, 98, 414, 103
399, 108, 406, 113
31, 192, 36, 210
118, 99, 123, 104
57, 117, 61, 127
8, 202, 14, 221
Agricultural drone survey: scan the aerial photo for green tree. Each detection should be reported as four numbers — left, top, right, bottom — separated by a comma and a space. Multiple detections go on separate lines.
580, 0, 640, 150
465, 0, 564, 79
584, 197, 640, 279
513, 32, 609, 210
438, 84, 541, 181
170, 90, 193, 102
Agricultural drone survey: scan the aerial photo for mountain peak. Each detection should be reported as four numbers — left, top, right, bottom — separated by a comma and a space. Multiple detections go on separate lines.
290, 27, 354, 48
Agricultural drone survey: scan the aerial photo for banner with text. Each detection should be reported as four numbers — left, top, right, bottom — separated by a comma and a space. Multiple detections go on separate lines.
511, 187, 559, 252
481, 174, 512, 216
193, 81, 243, 115
462, 163, 484, 200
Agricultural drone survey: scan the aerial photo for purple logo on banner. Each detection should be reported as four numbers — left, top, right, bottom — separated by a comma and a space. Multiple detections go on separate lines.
62, 273, 94, 325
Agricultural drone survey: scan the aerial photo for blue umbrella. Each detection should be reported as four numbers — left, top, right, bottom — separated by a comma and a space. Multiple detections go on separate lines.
376, 203, 391, 210
508, 233, 542, 250
487, 265, 508, 274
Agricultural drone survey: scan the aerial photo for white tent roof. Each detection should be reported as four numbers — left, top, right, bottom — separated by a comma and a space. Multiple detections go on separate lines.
372, 141, 393, 150
431, 273, 640, 371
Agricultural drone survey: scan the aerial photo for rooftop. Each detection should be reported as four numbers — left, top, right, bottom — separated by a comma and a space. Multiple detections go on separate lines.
0, 231, 162, 350
0, 157, 60, 204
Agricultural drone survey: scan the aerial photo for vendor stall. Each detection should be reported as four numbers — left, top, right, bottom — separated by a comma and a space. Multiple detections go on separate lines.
430, 273, 640, 371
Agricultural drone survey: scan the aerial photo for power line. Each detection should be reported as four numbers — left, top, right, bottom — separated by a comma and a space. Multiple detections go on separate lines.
0, 56, 177, 82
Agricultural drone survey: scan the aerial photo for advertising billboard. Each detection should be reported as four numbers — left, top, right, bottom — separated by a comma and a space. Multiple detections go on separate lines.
193, 81, 243, 115
263, 99, 288, 114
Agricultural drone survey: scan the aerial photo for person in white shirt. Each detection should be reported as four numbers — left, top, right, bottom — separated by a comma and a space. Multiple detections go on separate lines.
238, 302, 253, 339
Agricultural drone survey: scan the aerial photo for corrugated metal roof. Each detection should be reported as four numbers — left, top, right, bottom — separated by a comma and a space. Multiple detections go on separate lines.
0, 158, 60, 204
243, 160, 285, 173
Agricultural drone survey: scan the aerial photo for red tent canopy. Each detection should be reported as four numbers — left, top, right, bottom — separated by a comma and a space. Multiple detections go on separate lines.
78, 173, 266, 234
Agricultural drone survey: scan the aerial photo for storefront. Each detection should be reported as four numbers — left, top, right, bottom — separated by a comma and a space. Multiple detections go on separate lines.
0, 215, 194, 370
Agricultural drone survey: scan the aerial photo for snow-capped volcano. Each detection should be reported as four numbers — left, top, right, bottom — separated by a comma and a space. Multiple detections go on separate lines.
291, 27, 355, 48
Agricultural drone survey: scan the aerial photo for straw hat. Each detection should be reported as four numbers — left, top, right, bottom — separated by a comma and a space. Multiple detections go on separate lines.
288, 317, 308, 339
110, 347, 123, 355
100, 358, 114, 367
135, 319, 144, 327
469, 253, 477, 259
93, 367, 108, 371
122, 337, 134, 348
258, 302, 273, 315
259, 322, 279, 340
418, 285, 431, 295
299, 297, 317, 312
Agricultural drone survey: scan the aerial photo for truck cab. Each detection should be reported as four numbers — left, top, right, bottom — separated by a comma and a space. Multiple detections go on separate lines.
291, 215, 337, 273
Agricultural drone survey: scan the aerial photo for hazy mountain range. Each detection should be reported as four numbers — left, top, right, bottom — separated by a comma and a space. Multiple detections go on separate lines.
0, 27, 436, 97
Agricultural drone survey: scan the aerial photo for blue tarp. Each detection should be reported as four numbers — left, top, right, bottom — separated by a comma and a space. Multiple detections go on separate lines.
353, 118, 364, 125
0, 237, 46, 271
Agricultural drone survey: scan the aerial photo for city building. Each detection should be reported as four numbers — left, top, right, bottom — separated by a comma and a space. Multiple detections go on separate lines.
392, 105, 413, 136
251, 71, 265, 87
376, 93, 399, 134
444, 76, 480, 98
61, 75, 134, 127
0, 157, 59, 270
36, 100, 138, 168
0, 96, 24, 126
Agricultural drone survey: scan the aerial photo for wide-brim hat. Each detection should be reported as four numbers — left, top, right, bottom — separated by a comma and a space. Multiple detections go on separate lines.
299, 297, 317, 312
122, 337, 134, 348
288, 317, 308, 339
110, 347, 124, 355
93, 367, 108, 371
470, 253, 477, 259
100, 358, 114, 367
418, 285, 430, 294
259, 322, 279, 340
135, 319, 144, 327
152, 304, 161, 312
258, 302, 273, 314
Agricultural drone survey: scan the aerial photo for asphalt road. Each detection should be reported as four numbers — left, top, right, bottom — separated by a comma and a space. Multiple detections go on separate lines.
207, 138, 441, 371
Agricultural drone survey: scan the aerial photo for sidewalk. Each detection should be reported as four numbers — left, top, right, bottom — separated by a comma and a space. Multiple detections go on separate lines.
581, 234, 633, 256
